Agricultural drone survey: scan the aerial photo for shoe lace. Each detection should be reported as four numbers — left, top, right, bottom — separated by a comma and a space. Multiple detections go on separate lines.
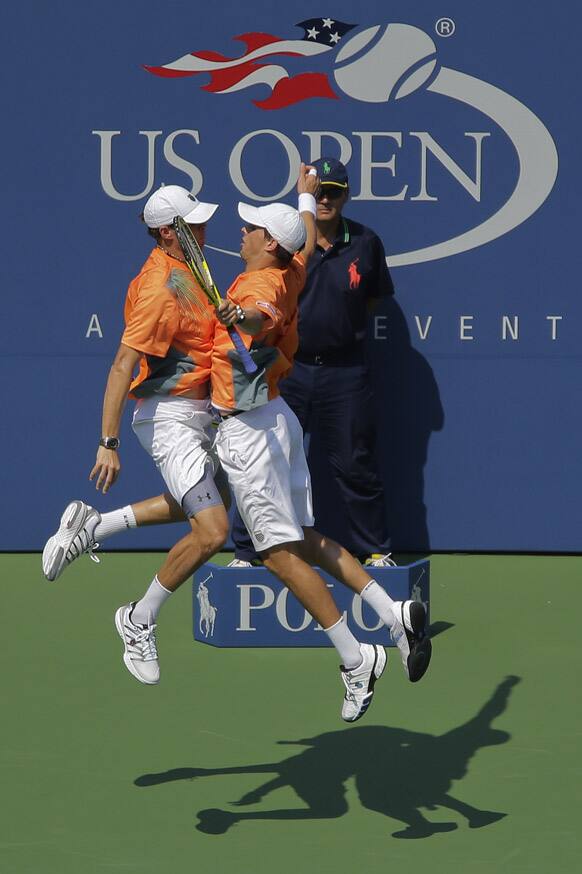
66, 530, 100, 565
341, 664, 366, 701
343, 681, 358, 702
133, 624, 158, 661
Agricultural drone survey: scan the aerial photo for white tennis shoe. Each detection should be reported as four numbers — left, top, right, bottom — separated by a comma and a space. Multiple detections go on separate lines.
390, 600, 432, 682
340, 643, 387, 722
114, 602, 160, 685
226, 559, 254, 568
42, 500, 101, 581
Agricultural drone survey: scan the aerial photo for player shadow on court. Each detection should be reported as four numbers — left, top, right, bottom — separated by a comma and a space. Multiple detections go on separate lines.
135, 675, 519, 839
308, 296, 444, 554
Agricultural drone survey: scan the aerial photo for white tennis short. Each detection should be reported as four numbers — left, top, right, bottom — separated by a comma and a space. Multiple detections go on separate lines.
131, 396, 220, 508
214, 395, 314, 552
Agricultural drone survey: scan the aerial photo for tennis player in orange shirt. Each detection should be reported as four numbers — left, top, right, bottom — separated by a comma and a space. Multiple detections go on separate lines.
43, 185, 231, 685
209, 166, 431, 721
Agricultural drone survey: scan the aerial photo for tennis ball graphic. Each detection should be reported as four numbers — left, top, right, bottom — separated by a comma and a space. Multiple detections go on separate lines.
334, 23, 438, 102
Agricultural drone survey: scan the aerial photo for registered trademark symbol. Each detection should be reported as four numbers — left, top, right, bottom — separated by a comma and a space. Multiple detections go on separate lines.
435, 17, 456, 37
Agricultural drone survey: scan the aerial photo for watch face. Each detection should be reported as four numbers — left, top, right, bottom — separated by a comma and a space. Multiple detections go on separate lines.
101, 437, 119, 449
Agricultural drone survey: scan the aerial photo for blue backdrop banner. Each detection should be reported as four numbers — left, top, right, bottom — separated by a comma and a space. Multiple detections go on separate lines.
2, 1, 577, 551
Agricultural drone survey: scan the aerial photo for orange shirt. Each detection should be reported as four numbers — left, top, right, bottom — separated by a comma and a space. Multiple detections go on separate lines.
122, 247, 215, 398
211, 254, 306, 412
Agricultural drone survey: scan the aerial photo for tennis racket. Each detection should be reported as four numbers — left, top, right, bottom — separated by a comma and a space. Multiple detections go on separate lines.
172, 216, 257, 374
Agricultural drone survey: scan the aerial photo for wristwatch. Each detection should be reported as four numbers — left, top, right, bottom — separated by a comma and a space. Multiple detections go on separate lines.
99, 436, 120, 450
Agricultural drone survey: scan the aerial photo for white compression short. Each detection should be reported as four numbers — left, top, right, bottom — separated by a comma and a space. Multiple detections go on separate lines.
132, 395, 223, 515
214, 395, 314, 552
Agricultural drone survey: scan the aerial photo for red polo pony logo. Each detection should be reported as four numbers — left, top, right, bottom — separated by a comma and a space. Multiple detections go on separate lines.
348, 258, 361, 288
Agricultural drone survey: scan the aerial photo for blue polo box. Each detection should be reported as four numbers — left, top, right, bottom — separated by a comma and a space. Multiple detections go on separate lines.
192, 559, 429, 647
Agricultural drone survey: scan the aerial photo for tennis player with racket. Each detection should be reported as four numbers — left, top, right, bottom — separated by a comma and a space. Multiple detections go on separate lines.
209, 164, 430, 722
43, 184, 233, 684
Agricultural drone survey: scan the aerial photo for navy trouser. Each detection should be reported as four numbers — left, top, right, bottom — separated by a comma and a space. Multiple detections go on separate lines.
230, 360, 389, 560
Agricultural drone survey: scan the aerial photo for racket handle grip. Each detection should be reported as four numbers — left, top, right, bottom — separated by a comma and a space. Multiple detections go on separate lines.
228, 326, 258, 374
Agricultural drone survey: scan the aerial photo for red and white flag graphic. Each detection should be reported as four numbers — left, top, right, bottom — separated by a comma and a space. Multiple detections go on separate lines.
144, 19, 356, 110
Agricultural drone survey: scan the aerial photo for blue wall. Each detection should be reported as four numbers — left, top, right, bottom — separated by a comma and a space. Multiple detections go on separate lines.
2, 1, 578, 551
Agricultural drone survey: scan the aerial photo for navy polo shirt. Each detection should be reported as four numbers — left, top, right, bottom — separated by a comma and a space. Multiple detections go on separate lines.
296, 217, 394, 360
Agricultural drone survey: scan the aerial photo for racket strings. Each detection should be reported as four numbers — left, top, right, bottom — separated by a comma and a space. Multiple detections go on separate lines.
173, 218, 222, 308
167, 268, 212, 324
172, 216, 258, 376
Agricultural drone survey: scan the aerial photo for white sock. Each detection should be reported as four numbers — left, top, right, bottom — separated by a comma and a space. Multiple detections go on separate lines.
94, 505, 137, 541
324, 616, 362, 669
132, 576, 172, 625
360, 580, 395, 629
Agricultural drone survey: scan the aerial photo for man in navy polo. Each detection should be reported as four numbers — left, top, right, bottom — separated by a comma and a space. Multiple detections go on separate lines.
230, 157, 395, 567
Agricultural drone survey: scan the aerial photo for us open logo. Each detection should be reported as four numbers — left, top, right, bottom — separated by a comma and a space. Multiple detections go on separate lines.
93, 19, 558, 266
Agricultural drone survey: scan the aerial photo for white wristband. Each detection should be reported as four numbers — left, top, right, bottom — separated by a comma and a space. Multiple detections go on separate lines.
298, 192, 317, 217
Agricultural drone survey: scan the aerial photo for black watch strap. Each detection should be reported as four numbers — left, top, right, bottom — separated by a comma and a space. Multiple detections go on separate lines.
99, 437, 120, 450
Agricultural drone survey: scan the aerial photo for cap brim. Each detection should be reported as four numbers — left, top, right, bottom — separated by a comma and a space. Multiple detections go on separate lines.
238, 202, 265, 228
319, 181, 348, 189
183, 201, 218, 224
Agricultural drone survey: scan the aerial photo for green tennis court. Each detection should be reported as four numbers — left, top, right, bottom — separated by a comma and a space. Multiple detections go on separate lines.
2, 552, 579, 873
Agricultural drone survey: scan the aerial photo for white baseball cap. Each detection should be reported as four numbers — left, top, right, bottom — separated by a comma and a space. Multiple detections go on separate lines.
238, 202, 306, 254
143, 184, 218, 228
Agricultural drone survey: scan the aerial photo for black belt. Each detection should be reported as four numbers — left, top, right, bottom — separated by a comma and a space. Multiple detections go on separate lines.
214, 407, 245, 421
294, 346, 365, 367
